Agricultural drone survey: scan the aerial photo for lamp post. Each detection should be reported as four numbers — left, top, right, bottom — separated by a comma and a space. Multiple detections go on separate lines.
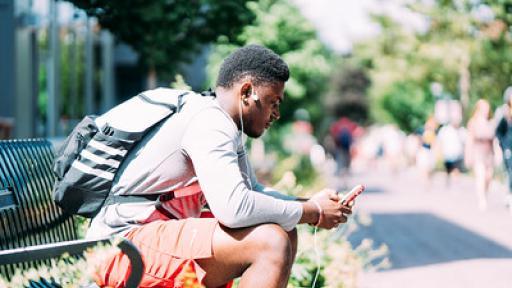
47, 0, 60, 137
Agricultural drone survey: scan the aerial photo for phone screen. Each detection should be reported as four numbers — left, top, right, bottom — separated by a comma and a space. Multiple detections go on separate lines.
339, 184, 365, 205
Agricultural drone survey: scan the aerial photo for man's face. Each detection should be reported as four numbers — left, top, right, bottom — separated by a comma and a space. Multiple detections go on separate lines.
243, 82, 284, 138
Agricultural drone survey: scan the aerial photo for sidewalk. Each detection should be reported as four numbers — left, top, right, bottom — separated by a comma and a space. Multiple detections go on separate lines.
340, 166, 512, 288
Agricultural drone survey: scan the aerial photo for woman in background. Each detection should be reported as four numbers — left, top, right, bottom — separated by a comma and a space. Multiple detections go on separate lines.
466, 99, 496, 211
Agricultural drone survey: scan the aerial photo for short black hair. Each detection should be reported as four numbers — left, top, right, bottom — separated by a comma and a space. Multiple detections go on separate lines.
216, 44, 289, 88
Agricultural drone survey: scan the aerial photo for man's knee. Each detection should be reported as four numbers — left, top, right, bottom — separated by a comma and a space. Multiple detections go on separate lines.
249, 224, 294, 265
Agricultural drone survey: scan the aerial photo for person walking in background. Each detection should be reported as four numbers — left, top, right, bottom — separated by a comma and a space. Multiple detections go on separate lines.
416, 116, 437, 191
283, 109, 316, 156
466, 99, 496, 211
329, 117, 358, 178
495, 86, 512, 214
437, 119, 466, 189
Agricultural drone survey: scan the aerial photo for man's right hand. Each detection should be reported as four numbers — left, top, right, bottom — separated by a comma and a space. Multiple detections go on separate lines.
300, 189, 352, 229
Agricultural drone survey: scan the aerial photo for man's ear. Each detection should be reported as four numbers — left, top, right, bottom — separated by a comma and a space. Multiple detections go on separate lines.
240, 82, 252, 104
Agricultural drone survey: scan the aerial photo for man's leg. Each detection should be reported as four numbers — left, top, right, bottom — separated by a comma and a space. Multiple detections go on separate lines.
506, 163, 512, 214
196, 223, 298, 288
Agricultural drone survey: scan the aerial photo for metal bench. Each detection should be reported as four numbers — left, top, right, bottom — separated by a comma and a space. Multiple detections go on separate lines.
0, 139, 142, 287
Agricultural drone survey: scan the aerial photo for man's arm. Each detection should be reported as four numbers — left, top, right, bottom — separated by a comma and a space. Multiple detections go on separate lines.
182, 107, 303, 231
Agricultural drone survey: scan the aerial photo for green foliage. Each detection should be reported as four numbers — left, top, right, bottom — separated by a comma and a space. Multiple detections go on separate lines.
261, 124, 292, 157
38, 64, 48, 121
272, 154, 318, 187
381, 81, 434, 133
206, 0, 335, 129
74, 215, 91, 239
289, 215, 390, 288
266, 151, 390, 288
59, 33, 86, 118
326, 61, 371, 123
349, 0, 512, 129
170, 74, 192, 91
37, 29, 87, 121
289, 249, 326, 288
69, 0, 257, 78
470, 0, 512, 106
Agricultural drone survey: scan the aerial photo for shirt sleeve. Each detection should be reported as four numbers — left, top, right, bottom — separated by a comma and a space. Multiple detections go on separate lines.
181, 107, 302, 231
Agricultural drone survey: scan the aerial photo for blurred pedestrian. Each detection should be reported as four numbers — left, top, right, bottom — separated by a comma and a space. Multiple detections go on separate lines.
437, 120, 466, 188
382, 124, 405, 173
283, 109, 316, 156
416, 116, 437, 191
404, 132, 421, 167
466, 99, 495, 211
329, 117, 357, 177
495, 86, 512, 214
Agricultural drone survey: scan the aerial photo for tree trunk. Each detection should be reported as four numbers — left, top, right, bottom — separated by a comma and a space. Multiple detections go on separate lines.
459, 52, 470, 114
147, 66, 157, 89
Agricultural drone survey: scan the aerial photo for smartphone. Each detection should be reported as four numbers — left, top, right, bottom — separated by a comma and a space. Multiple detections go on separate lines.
339, 184, 365, 205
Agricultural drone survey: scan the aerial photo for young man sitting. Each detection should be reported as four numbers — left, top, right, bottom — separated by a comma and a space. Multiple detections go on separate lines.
87, 44, 353, 288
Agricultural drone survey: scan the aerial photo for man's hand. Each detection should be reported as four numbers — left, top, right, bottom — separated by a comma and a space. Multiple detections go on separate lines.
300, 189, 352, 229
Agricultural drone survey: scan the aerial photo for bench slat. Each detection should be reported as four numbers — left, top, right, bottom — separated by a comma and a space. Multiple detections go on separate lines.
0, 139, 78, 280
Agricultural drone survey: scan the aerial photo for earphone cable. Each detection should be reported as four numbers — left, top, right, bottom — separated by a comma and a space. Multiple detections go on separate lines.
239, 99, 253, 191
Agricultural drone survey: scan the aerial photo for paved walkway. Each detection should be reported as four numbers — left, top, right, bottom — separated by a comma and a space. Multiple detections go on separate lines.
338, 166, 512, 288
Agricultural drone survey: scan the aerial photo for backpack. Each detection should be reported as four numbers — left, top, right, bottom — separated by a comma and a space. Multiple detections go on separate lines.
336, 127, 353, 150
52, 88, 196, 218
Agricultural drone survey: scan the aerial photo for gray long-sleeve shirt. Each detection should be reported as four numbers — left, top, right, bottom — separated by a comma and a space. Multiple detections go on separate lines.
86, 91, 302, 239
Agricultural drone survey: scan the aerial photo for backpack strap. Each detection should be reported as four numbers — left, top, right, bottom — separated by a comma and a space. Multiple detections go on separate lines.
112, 182, 201, 204
111, 193, 161, 203
112, 183, 202, 219
200, 88, 216, 97
103, 91, 190, 209
138, 93, 178, 113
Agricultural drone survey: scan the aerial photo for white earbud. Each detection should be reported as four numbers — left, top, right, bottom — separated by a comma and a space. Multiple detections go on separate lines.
251, 92, 259, 101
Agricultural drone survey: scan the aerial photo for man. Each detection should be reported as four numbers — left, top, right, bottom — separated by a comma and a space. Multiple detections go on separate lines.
88, 44, 353, 288
496, 86, 512, 214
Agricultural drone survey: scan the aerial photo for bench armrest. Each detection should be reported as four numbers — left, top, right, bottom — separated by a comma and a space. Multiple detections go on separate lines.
0, 237, 143, 288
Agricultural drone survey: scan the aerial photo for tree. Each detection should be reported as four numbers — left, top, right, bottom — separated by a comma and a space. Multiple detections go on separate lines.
350, 0, 511, 131
69, 0, 256, 82
473, 0, 512, 106
381, 81, 433, 133
206, 0, 335, 129
325, 62, 371, 124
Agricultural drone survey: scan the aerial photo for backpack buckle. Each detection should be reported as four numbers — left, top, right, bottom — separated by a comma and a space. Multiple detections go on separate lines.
159, 193, 175, 202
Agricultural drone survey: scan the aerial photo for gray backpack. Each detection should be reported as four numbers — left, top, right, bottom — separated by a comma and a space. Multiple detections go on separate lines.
52, 88, 195, 218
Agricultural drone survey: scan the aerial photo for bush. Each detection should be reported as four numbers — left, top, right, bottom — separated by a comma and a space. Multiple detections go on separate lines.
289, 213, 390, 288
0, 240, 119, 288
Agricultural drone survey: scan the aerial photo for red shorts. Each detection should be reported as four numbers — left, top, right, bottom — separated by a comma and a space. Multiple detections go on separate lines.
95, 217, 230, 288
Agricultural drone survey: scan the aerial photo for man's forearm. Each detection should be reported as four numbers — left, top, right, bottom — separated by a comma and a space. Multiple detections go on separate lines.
298, 201, 319, 225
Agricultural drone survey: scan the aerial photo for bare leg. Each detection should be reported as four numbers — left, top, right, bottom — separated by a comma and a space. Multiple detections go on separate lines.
196, 224, 297, 288
474, 163, 487, 210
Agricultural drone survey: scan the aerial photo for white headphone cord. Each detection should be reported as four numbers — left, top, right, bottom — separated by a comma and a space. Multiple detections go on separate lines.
239, 99, 253, 191
311, 225, 320, 288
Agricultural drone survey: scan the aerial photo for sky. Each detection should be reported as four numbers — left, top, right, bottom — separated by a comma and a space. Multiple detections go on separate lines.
292, 0, 428, 54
